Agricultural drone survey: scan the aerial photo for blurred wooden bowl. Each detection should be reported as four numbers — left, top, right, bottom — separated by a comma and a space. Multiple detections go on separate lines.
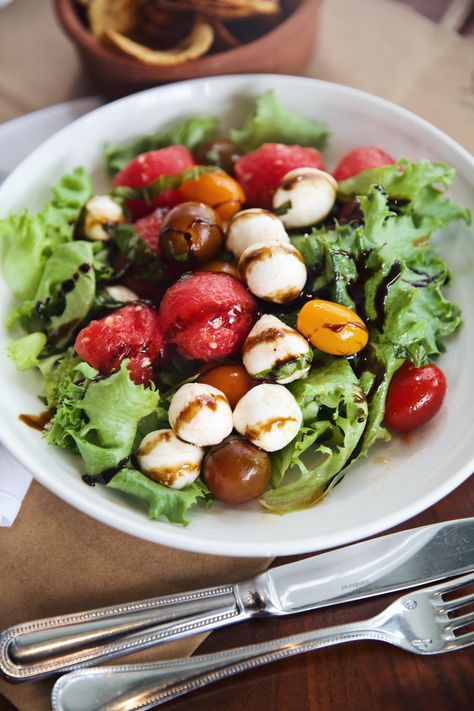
53, 0, 321, 99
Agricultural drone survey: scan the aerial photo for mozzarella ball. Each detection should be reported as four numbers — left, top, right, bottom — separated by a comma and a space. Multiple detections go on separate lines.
239, 241, 307, 304
226, 208, 289, 259
84, 195, 125, 241
233, 384, 302, 452
169, 383, 233, 447
105, 285, 139, 302
243, 314, 312, 384
137, 429, 203, 489
273, 168, 337, 228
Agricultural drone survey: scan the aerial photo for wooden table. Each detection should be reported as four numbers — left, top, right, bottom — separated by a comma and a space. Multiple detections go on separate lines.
1, 489, 472, 711
174, 477, 474, 711
153, 4, 474, 706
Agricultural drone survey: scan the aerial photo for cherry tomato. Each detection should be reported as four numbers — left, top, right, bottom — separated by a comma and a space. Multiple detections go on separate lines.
160, 201, 224, 264
180, 171, 245, 220
194, 139, 243, 174
199, 259, 240, 279
296, 299, 368, 356
332, 147, 395, 182
384, 362, 447, 432
203, 435, 271, 504
198, 363, 255, 408
113, 146, 195, 220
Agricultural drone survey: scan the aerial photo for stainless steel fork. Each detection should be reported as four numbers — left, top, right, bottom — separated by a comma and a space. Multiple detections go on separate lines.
51, 572, 474, 711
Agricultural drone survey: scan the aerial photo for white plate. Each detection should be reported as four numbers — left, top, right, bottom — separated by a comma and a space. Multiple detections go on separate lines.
0, 75, 472, 557
0, 98, 101, 179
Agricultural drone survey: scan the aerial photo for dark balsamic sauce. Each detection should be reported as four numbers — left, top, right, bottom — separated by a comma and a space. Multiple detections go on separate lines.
372, 261, 402, 332
347, 251, 376, 323
82, 458, 129, 487
19, 410, 53, 431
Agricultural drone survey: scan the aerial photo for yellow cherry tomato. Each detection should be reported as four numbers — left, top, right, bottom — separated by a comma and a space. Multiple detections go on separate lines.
297, 299, 368, 356
180, 171, 245, 220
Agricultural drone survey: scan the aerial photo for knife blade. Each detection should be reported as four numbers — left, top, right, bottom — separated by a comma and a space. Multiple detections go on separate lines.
1, 517, 473, 682
236, 517, 474, 614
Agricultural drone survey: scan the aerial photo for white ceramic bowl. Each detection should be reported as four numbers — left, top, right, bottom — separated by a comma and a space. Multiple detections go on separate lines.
0, 75, 473, 557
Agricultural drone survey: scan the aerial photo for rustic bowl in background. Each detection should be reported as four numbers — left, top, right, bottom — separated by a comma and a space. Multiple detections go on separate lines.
53, 0, 321, 98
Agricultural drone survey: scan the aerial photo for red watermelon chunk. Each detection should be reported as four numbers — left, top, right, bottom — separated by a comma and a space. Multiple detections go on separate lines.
333, 147, 395, 182
159, 272, 257, 362
134, 207, 169, 253
74, 303, 165, 384
234, 143, 325, 210
113, 146, 195, 220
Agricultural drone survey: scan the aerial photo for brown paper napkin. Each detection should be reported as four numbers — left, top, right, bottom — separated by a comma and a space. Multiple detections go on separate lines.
0, 481, 271, 710
1, 1, 473, 710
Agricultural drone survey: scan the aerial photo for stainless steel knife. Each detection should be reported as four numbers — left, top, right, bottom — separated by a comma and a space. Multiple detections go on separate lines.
1, 517, 473, 682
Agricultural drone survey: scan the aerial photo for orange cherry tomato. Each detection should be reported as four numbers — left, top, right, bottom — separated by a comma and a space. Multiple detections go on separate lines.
297, 299, 368, 356
198, 364, 255, 408
180, 171, 245, 220
199, 259, 240, 279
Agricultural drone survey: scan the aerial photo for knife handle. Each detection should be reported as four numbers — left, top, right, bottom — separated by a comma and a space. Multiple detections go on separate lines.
0, 584, 254, 682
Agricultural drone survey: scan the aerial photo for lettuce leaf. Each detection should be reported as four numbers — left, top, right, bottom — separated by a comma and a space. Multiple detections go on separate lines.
107, 468, 212, 525
9, 241, 96, 348
301, 181, 462, 366
0, 168, 92, 300
7, 332, 47, 371
337, 159, 471, 228
47, 361, 159, 475
105, 116, 220, 174
38, 348, 81, 409
261, 359, 367, 513
230, 90, 330, 152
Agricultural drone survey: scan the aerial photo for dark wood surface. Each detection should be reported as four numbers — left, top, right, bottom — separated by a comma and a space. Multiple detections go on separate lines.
1, 2, 473, 711
171, 476, 474, 711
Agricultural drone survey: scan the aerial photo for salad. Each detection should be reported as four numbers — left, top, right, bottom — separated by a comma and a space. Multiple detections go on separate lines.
0, 91, 470, 525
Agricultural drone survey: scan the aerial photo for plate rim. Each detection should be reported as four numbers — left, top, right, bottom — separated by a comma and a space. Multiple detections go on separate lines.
0, 74, 473, 556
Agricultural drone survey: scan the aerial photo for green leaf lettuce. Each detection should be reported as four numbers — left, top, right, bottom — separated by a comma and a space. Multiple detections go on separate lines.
108, 469, 211, 526
47, 361, 160, 475
105, 116, 220, 174
230, 90, 330, 152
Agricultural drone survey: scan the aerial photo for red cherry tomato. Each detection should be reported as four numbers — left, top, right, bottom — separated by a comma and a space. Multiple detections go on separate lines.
333, 147, 395, 182
384, 362, 447, 432
113, 146, 195, 220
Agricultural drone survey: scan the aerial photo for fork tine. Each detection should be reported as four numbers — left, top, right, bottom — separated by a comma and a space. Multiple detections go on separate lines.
430, 571, 474, 597
443, 591, 474, 613
448, 610, 474, 632
450, 631, 474, 649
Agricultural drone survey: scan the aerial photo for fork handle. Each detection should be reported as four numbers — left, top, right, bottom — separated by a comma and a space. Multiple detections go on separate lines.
0, 584, 251, 682
51, 619, 389, 711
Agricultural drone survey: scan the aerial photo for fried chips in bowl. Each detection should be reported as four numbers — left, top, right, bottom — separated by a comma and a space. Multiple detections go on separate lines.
76, 0, 288, 66
55, 0, 320, 97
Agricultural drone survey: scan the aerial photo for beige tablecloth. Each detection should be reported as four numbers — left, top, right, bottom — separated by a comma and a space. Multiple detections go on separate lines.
0, 1, 473, 709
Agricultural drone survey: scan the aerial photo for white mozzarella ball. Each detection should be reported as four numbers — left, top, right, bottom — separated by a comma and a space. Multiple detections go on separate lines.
239, 241, 306, 304
273, 168, 337, 228
137, 429, 203, 490
243, 314, 312, 384
105, 285, 139, 302
233, 384, 302, 452
169, 383, 233, 447
84, 195, 125, 241
226, 208, 289, 259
